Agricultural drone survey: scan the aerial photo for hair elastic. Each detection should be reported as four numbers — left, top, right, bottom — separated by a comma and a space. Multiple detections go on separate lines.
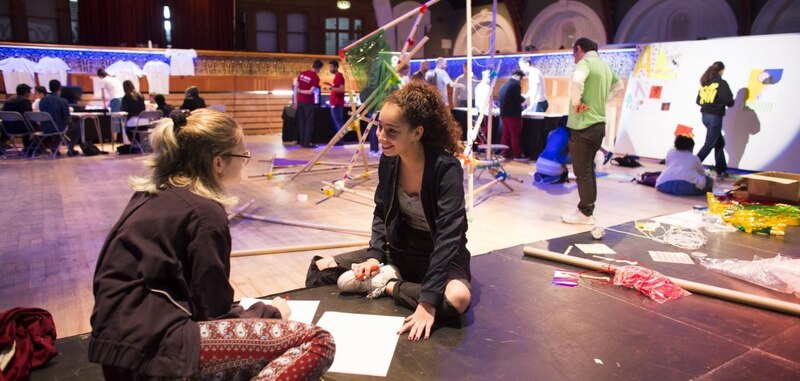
171, 112, 188, 134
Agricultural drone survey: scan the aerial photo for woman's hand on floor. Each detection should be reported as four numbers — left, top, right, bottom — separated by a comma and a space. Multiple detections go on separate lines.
398, 302, 435, 341
272, 297, 291, 320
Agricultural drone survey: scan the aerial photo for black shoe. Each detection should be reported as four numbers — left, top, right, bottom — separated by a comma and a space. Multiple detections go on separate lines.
67, 149, 79, 157
306, 143, 319, 148
603, 151, 614, 165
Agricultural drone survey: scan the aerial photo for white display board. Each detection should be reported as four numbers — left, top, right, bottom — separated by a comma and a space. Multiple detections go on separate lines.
615, 34, 800, 172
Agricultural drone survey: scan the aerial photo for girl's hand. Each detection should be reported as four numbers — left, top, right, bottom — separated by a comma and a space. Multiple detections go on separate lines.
272, 297, 291, 320
398, 302, 435, 341
352, 258, 381, 280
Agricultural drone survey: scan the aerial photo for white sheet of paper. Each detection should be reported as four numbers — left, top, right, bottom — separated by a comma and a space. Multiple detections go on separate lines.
238, 297, 319, 325
316, 311, 404, 377
649, 251, 695, 264
575, 243, 616, 255
652, 210, 704, 229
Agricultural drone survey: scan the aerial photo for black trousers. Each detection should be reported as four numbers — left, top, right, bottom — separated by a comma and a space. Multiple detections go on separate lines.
296, 103, 315, 146
306, 224, 469, 318
568, 123, 605, 216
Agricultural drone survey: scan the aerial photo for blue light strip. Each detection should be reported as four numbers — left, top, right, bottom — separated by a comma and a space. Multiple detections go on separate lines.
408, 48, 638, 78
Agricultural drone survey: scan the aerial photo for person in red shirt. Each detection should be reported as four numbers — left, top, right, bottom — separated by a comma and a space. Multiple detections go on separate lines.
324, 60, 346, 146
293, 59, 323, 148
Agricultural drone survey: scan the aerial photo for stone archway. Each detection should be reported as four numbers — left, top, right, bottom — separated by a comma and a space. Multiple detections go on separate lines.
615, 0, 737, 43
453, 7, 518, 56
752, 0, 800, 35
522, 0, 606, 51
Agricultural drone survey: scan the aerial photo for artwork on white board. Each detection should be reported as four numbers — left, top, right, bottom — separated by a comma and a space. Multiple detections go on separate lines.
614, 34, 799, 173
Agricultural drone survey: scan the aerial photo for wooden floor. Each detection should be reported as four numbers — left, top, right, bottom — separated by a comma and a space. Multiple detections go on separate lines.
0, 134, 710, 338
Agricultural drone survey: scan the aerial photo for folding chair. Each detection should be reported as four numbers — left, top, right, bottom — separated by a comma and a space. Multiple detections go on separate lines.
0, 111, 36, 156
130, 110, 163, 154
24, 111, 71, 159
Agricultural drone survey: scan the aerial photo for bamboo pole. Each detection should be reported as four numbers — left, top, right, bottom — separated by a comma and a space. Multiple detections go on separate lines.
240, 213, 371, 236
231, 240, 369, 258
342, 114, 378, 180
522, 246, 800, 317
343, 0, 441, 53
227, 199, 255, 220
399, 10, 424, 56
288, 91, 380, 182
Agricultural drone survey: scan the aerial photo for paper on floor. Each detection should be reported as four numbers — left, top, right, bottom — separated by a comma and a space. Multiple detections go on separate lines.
238, 297, 319, 325
316, 311, 405, 377
649, 251, 695, 264
652, 210, 704, 229
575, 243, 616, 255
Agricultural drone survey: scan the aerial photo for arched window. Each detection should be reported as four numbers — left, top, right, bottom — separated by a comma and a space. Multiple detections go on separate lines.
163, 5, 172, 47
668, 12, 690, 41
26, 0, 58, 43
255, 11, 277, 52
287, 13, 307, 53
561, 21, 577, 50
325, 17, 362, 55
0, 0, 11, 40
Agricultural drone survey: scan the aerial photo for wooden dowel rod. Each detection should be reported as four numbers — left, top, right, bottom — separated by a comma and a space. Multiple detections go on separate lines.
228, 199, 255, 220
522, 246, 800, 316
343, 0, 441, 52
240, 213, 371, 236
232, 240, 369, 257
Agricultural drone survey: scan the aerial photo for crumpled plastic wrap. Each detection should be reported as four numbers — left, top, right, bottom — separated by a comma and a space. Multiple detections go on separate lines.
699, 255, 800, 298
613, 265, 691, 304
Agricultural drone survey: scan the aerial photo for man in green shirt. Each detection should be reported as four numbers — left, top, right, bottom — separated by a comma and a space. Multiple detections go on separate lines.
562, 38, 623, 225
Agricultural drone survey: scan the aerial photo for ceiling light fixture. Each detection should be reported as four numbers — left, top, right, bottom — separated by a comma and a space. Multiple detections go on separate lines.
337, 1, 351, 10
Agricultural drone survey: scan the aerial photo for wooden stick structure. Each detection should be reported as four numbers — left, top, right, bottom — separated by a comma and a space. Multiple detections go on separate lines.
342, 0, 440, 53
341, 114, 379, 180
228, 199, 256, 221
320, 180, 375, 202
240, 213, 371, 236
231, 240, 369, 258
287, 3, 437, 185
522, 246, 800, 317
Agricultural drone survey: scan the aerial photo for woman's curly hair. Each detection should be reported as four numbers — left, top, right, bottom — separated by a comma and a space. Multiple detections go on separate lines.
384, 81, 463, 154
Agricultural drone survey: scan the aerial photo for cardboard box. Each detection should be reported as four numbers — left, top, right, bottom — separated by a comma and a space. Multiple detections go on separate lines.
735, 171, 800, 203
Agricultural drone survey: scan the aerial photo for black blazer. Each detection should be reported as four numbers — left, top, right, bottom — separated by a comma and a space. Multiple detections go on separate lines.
367, 146, 471, 307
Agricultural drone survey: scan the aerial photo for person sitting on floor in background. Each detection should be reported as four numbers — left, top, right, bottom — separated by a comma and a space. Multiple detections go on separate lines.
656, 134, 714, 196
1, 83, 34, 156
38, 79, 80, 156
31, 85, 47, 112
89, 109, 335, 380
152, 93, 175, 116
180, 85, 207, 111
120, 80, 146, 144
534, 126, 570, 185
306, 81, 472, 342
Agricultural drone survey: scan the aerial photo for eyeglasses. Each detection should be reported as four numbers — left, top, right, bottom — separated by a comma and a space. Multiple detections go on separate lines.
224, 151, 251, 165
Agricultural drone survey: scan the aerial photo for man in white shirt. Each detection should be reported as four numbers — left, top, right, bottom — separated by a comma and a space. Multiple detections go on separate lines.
518, 57, 548, 112
424, 57, 462, 107
97, 69, 124, 112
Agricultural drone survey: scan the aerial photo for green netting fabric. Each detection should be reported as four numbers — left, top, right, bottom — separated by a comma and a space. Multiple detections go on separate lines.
344, 30, 401, 110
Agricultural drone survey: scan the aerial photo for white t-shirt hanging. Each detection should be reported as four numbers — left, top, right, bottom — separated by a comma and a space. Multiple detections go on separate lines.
0, 57, 38, 94
106, 60, 144, 92
143, 61, 170, 95
36, 57, 71, 88
165, 49, 197, 76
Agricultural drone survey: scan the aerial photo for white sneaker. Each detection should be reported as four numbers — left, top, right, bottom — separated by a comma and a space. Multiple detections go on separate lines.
561, 210, 595, 225
337, 264, 401, 299
367, 151, 382, 158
